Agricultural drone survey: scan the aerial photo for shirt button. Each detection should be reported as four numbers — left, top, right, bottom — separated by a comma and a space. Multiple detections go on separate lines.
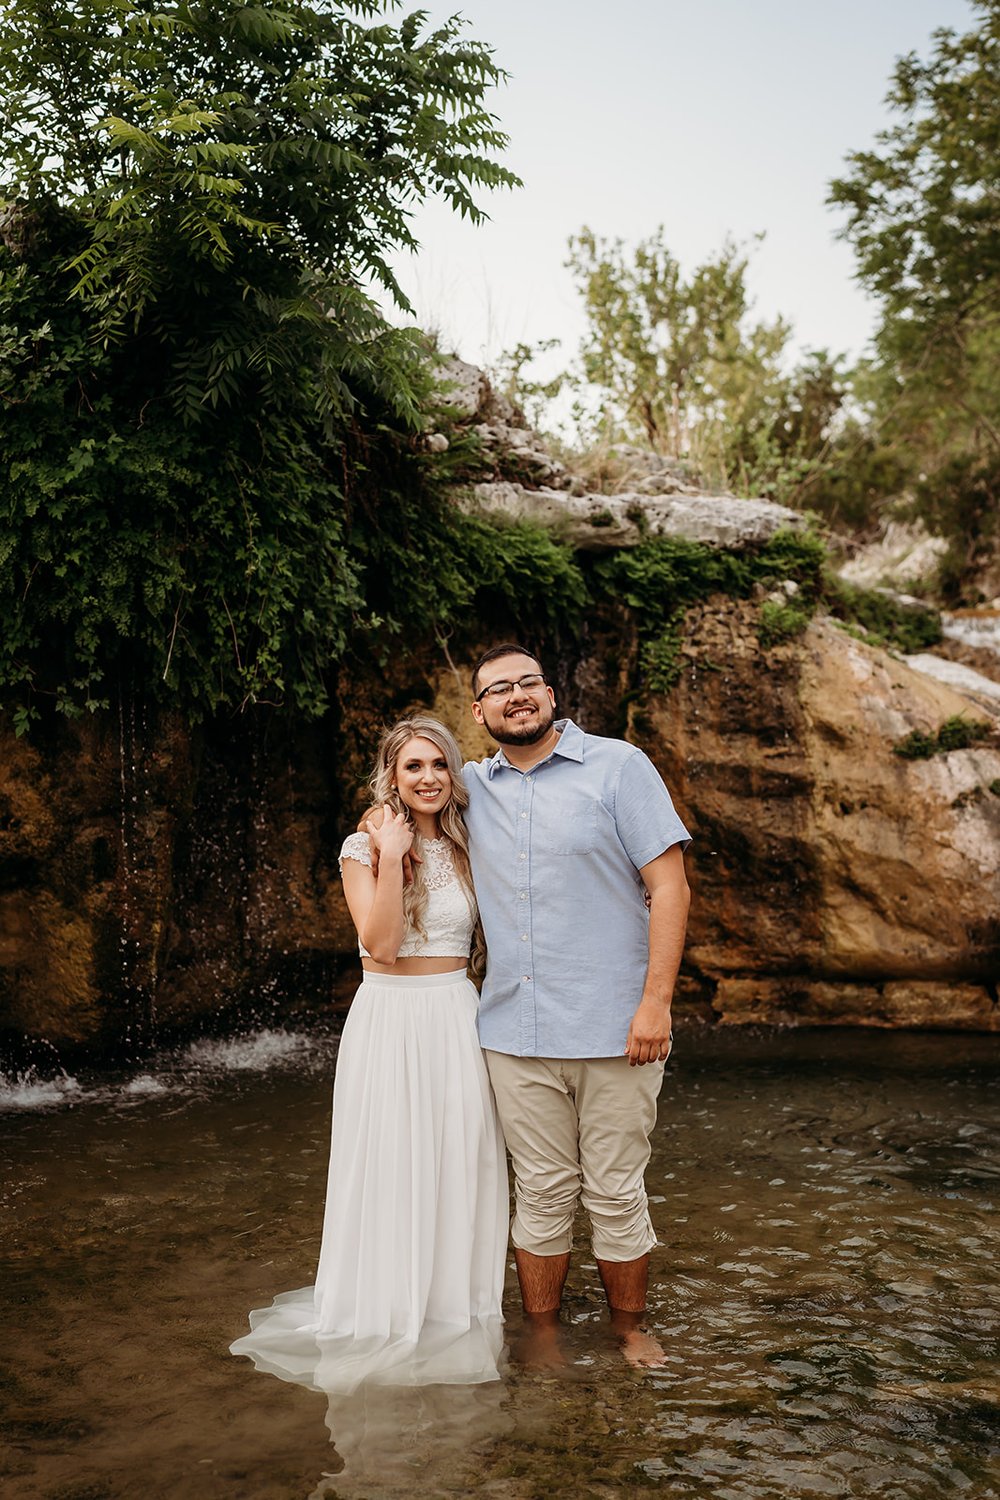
521, 975, 531, 982
521, 934, 528, 941
520, 812, 528, 819
519, 853, 526, 860
519, 892, 527, 901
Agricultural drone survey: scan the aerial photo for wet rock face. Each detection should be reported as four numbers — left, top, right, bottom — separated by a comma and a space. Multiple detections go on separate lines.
0, 711, 353, 1053
634, 601, 1000, 1030
713, 977, 999, 1030
632, 602, 825, 982
0, 714, 185, 1049
2, 603, 999, 1053
836, 519, 950, 592
0, 648, 505, 1053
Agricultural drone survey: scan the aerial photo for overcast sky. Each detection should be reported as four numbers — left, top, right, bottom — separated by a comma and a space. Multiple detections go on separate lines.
384, 0, 976, 381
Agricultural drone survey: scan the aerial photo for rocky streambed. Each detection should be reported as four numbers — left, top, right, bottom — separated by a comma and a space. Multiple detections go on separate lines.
2, 1024, 998, 1500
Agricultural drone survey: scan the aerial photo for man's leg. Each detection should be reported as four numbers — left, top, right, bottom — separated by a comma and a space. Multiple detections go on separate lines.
512, 1248, 571, 1317
595, 1255, 663, 1364
595, 1251, 649, 1314
484, 1052, 581, 1335
574, 1056, 666, 1366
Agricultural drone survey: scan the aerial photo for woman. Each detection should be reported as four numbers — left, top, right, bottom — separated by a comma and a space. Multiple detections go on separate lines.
230, 717, 507, 1392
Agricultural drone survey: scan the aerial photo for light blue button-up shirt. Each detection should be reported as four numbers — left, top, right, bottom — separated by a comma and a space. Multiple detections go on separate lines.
464, 719, 691, 1058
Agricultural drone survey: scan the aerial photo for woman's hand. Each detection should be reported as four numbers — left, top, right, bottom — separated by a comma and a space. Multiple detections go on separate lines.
370, 810, 414, 865
361, 806, 420, 883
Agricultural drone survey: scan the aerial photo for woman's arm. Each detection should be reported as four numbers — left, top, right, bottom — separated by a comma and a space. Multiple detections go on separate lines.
342, 813, 414, 963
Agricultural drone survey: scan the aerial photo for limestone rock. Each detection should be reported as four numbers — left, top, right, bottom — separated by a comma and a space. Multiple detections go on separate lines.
837, 518, 950, 591
904, 653, 1000, 709
928, 610, 1000, 691
4, 590, 1000, 1054
633, 603, 1000, 1024
434, 355, 490, 420
473, 422, 570, 488
463, 482, 806, 551
635, 472, 691, 496
942, 608, 1000, 661
604, 445, 703, 491
713, 977, 998, 1030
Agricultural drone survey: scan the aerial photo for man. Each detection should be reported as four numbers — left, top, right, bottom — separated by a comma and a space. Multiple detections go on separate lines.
463, 642, 690, 1367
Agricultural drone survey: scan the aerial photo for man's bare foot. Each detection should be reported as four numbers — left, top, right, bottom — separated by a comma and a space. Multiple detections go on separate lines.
609, 1306, 667, 1369
618, 1324, 667, 1369
512, 1317, 567, 1372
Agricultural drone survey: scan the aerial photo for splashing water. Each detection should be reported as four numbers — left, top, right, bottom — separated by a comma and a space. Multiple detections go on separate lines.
0, 1069, 86, 1112
0, 1027, 336, 1114
181, 1029, 319, 1074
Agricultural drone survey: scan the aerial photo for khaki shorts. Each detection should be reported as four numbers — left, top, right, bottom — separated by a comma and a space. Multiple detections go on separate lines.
484, 1051, 665, 1262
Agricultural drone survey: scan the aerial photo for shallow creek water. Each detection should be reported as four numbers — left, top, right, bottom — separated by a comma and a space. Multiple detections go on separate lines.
1, 1026, 998, 1500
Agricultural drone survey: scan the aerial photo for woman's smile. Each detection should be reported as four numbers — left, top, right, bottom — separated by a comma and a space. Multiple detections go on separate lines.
394, 736, 453, 819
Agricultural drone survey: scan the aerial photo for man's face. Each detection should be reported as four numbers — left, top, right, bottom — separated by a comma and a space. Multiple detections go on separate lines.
472, 653, 557, 747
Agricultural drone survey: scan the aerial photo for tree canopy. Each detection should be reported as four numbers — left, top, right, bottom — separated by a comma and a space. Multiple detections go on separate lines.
0, 1, 536, 729
0, 0, 519, 424
503, 227, 847, 506
567, 227, 791, 462
828, 0, 1000, 588
830, 1, 999, 339
499, 2, 998, 582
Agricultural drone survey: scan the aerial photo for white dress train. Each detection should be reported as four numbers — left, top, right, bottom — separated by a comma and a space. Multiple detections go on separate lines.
230, 970, 508, 1393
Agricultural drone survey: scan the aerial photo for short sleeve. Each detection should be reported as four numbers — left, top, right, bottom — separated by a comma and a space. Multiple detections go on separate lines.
613, 749, 691, 870
339, 832, 373, 873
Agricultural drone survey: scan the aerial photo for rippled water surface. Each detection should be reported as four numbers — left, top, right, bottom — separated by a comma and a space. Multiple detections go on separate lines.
2, 1026, 998, 1499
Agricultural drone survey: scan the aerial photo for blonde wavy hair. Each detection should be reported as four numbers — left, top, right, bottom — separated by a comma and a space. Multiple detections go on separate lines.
368, 717, 485, 976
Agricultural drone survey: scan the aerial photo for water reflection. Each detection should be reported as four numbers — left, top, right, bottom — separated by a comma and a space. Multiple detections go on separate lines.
1, 1026, 998, 1499
310, 1381, 512, 1499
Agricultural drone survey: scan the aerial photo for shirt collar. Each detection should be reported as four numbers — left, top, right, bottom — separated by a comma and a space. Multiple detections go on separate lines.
486, 718, 584, 777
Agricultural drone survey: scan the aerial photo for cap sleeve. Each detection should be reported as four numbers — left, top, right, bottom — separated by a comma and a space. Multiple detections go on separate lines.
339, 832, 373, 872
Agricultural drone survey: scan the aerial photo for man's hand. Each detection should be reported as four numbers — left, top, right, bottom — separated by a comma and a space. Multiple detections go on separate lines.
625, 998, 673, 1066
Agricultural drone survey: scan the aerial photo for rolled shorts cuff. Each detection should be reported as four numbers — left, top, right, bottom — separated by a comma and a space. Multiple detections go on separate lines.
510, 1219, 574, 1257
590, 1220, 658, 1262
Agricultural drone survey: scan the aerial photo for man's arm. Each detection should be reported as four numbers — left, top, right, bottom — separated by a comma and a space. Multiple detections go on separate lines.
625, 844, 690, 1066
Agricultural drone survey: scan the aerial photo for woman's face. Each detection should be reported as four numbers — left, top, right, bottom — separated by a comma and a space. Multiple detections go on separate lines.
392, 736, 453, 818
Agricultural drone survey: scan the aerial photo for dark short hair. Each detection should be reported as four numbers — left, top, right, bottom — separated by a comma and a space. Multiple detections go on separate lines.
471, 642, 545, 699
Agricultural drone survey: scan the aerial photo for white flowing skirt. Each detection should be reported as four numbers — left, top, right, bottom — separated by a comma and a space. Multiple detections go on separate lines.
230, 971, 508, 1393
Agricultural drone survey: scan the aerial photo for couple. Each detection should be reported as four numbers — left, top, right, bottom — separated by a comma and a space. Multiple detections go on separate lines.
230, 643, 690, 1392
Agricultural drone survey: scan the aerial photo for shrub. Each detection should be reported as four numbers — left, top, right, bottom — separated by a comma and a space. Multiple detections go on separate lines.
893, 716, 992, 760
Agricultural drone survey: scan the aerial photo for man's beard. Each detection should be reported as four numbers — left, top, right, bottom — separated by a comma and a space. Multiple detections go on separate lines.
483, 700, 556, 746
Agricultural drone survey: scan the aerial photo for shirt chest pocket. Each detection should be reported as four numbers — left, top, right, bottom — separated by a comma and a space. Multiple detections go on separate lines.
531, 796, 598, 855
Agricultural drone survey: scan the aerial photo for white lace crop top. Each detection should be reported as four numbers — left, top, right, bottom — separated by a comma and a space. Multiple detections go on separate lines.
338, 833, 476, 959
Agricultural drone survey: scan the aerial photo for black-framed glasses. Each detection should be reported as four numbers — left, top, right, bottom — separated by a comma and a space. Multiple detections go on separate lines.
475, 673, 547, 703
